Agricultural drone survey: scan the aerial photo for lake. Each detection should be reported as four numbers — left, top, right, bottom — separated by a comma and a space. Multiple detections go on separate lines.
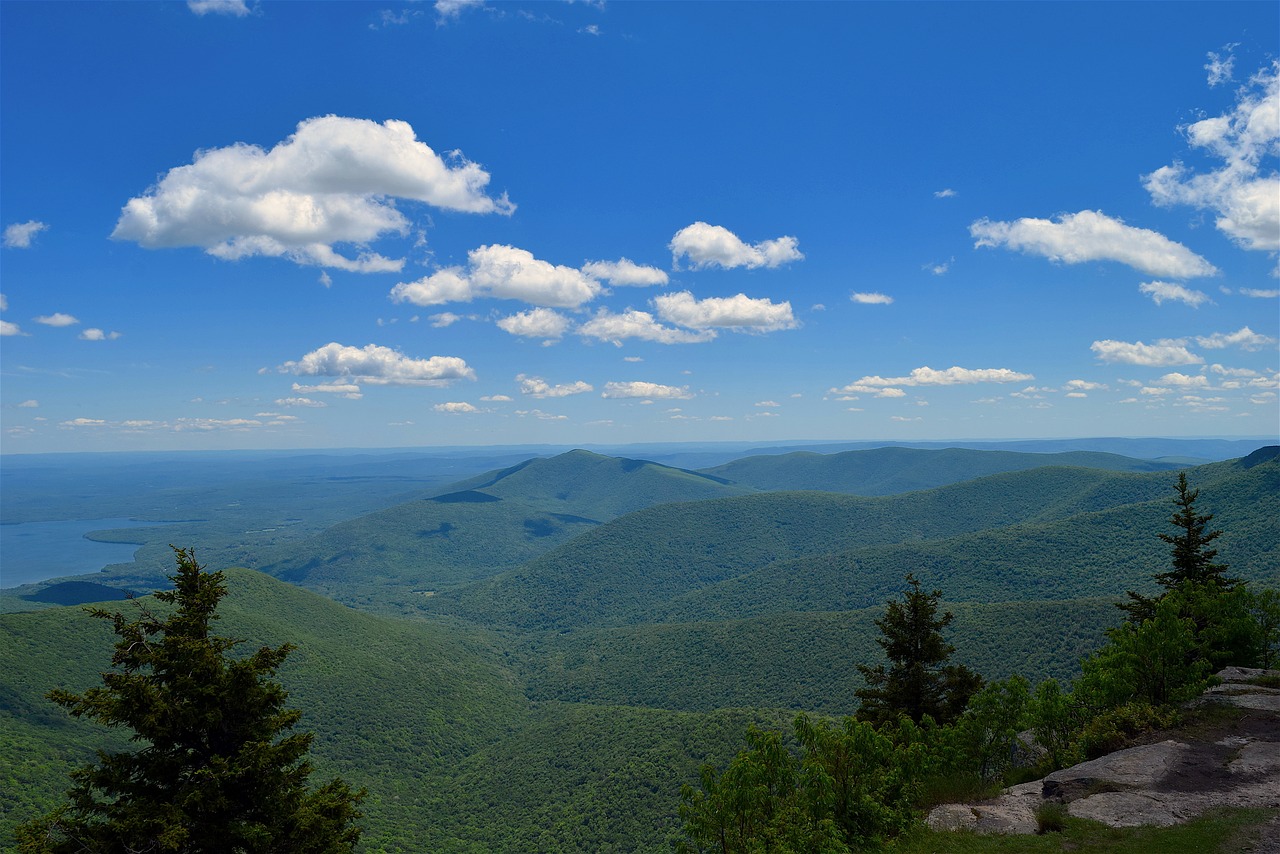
0, 518, 161, 588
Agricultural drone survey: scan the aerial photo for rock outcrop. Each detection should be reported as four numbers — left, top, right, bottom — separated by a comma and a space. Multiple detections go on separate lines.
926, 668, 1280, 838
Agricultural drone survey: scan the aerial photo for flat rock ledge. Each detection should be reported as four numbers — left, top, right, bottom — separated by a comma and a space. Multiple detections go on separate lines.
926, 668, 1280, 836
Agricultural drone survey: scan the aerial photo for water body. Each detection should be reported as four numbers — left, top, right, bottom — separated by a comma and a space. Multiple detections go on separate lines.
0, 518, 163, 588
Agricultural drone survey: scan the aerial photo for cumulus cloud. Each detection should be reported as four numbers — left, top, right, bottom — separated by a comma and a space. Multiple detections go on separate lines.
602, 381, 693, 400
80, 328, 121, 341
434, 401, 479, 413
517, 374, 593, 398
654, 291, 796, 332
4, 221, 48, 248
970, 210, 1219, 278
391, 245, 600, 308
1143, 60, 1279, 251
1195, 326, 1276, 351
1139, 280, 1210, 307
1091, 338, 1203, 366
188, 0, 250, 15
1158, 372, 1210, 387
496, 307, 571, 340
279, 342, 474, 386
835, 366, 1034, 392
1, 320, 23, 336
1064, 379, 1108, 391
578, 308, 715, 345
1240, 288, 1279, 298
481, 394, 512, 402
112, 116, 513, 271
669, 222, 803, 270
275, 397, 327, 407
35, 313, 79, 327
851, 292, 894, 305
581, 258, 669, 287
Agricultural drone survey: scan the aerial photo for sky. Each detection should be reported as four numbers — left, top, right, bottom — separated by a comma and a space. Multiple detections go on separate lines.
1, 1, 1277, 454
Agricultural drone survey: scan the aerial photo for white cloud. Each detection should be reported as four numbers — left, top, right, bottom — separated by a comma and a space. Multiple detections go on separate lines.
1240, 288, 1279, 298
1143, 60, 1279, 251
275, 397, 327, 407
481, 394, 512, 402
1064, 379, 1108, 391
517, 374, 593, 398
891, 416, 923, 422
514, 408, 567, 421
934, 188, 957, 198
1209, 364, 1258, 377
581, 258, 669, 287
0, 294, 7, 310
391, 245, 600, 308
34, 313, 79, 327
602, 381, 693, 400
18, 399, 38, 408
1066, 392, 1087, 398
1195, 326, 1276, 351
1141, 386, 1172, 396
430, 312, 463, 327
188, 0, 250, 15
623, 355, 643, 363
1158, 372, 1210, 387
578, 308, 715, 345
851, 292, 893, 305
113, 116, 513, 271
291, 382, 362, 399
970, 210, 1219, 278
436, 0, 484, 21
669, 222, 803, 270
434, 401, 479, 413
279, 342, 475, 386
654, 291, 796, 332
496, 307, 571, 340
834, 366, 1034, 393
3, 221, 48, 248
755, 400, 780, 408
79, 328, 121, 341
1139, 280, 1210, 307
1090, 338, 1203, 366
925, 258, 953, 276
1205, 46, 1237, 87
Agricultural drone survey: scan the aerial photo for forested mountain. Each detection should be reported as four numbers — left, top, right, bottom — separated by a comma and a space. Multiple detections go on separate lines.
252, 450, 751, 607
6, 445, 1277, 851
431, 457, 1277, 631
700, 446, 1181, 495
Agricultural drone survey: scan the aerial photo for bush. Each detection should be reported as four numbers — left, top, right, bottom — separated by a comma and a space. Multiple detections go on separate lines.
1077, 702, 1177, 760
1034, 800, 1069, 834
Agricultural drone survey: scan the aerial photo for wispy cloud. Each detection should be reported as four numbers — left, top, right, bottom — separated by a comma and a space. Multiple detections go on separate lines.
3, 221, 49, 248
602, 381, 693, 400
1139, 280, 1210, 307
850, 292, 893, 305
1090, 338, 1203, 366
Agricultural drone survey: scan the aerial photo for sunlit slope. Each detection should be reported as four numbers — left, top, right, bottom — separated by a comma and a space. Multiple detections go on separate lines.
434, 453, 1278, 631
515, 598, 1121, 716
0, 567, 525, 844
254, 449, 750, 601
657, 451, 1279, 624
700, 446, 1181, 495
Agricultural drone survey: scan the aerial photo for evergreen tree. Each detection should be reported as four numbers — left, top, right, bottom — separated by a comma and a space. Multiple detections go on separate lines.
15, 548, 363, 854
855, 574, 981, 726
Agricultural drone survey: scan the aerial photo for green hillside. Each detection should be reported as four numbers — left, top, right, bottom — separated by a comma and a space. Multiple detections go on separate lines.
516, 598, 1121, 716
431, 463, 1216, 630
701, 446, 1181, 495
253, 449, 750, 610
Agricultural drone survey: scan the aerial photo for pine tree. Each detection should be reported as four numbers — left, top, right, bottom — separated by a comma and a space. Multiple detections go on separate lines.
16, 548, 363, 854
855, 574, 981, 726
1122, 472, 1240, 623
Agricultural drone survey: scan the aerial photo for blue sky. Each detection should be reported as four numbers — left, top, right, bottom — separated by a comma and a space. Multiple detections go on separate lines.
1, 1, 1277, 454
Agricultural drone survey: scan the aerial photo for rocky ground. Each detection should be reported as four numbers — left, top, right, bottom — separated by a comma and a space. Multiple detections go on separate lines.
927, 667, 1280, 847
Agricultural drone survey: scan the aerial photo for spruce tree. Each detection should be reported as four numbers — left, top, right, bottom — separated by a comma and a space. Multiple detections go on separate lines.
856, 574, 981, 726
16, 548, 363, 853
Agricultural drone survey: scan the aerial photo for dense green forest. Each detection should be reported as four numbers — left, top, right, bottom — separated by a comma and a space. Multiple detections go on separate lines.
3, 444, 1277, 850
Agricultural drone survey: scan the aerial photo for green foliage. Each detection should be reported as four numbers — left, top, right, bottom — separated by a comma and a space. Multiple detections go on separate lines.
1034, 800, 1068, 835
677, 714, 926, 853
1029, 679, 1079, 770
953, 676, 1031, 780
1250, 587, 1280, 669
856, 575, 981, 726
1081, 596, 1212, 709
1073, 702, 1178, 760
14, 548, 363, 853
